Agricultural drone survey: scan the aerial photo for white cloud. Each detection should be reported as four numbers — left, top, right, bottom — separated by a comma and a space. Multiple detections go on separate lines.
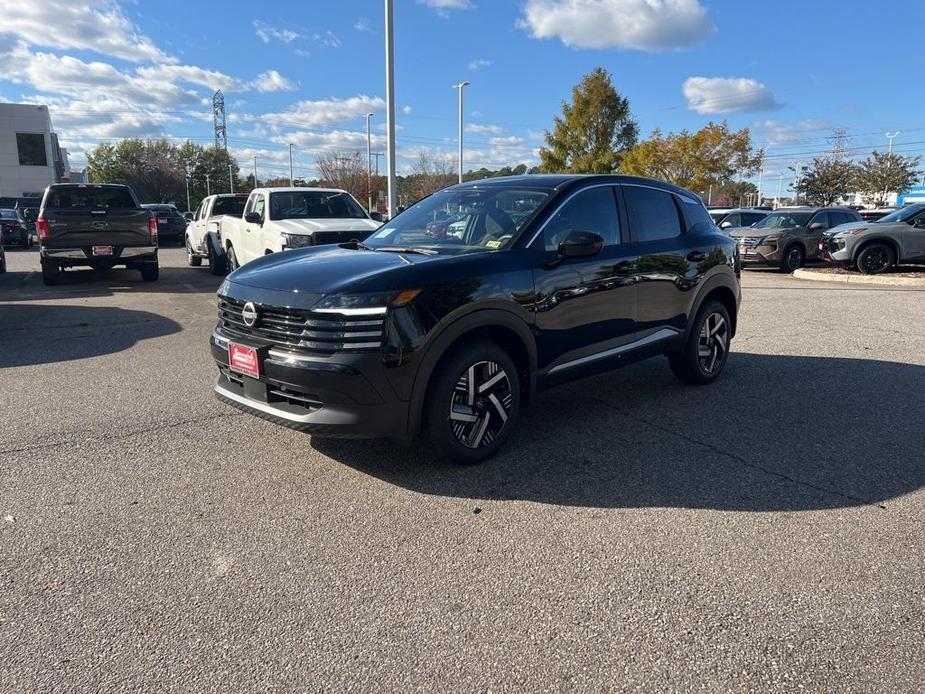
466, 123, 504, 135
488, 136, 526, 146
252, 70, 298, 93
275, 129, 387, 153
417, 0, 476, 10
468, 58, 493, 70
402, 105, 413, 115
312, 30, 341, 49
136, 64, 244, 92
517, 0, 714, 51
262, 95, 386, 130
754, 119, 831, 146
354, 17, 374, 33
683, 76, 779, 114
0, 0, 170, 63
253, 20, 301, 44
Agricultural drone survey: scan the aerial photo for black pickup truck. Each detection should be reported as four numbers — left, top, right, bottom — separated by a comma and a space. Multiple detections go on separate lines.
37, 183, 159, 285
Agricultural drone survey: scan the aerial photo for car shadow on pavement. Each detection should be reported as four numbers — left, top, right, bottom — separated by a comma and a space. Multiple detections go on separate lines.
0, 304, 181, 368
313, 352, 925, 512
0, 266, 223, 302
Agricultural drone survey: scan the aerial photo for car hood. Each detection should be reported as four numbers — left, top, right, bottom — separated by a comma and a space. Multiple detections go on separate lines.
270, 218, 380, 235
226, 245, 445, 295
829, 221, 868, 236
726, 226, 799, 238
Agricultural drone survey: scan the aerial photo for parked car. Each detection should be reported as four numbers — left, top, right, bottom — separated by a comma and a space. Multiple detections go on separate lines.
709, 208, 771, 231
37, 183, 159, 285
0, 233, 5, 274
859, 207, 900, 222
820, 203, 925, 274
209, 174, 741, 464
141, 204, 186, 246
0, 208, 31, 248
728, 206, 861, 272
185, 193, 248, 274
216, 187, 381, 270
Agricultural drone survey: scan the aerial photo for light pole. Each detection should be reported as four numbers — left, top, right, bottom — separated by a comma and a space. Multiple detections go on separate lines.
384, 0, 397, 218
205, 173, 210, 197
776, 172, 783, 209
756, 144, 770, 206
184, 166, 191, 212
253, 155, 258, 188
791, 161, 802, 205
288, 143, 294, 186
452, 81, 470, 184
365, 113, 374, 213
229, 164, 234, 194
885, 131, 899, 155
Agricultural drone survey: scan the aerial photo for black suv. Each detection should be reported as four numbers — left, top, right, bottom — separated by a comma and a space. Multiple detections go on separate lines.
210, 175, 740, 463
38, 184, 159, 285
141, 204, 187, 245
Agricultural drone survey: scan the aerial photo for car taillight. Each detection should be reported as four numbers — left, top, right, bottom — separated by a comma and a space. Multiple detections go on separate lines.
148, 217, 158, 244
37, 216, 49, 241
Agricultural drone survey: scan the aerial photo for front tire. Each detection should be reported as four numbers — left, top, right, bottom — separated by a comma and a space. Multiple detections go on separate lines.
779, 244, 805, 273
856, 242, 895, 275
186, 237, 202, 267
226, 244, 239, 272
0, 252, 6, 274
669, 300, 732, 385
424, 341, 520, 465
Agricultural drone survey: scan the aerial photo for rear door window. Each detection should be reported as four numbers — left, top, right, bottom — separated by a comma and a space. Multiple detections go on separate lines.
46, 186, 137, 209
622, 185, 683, 242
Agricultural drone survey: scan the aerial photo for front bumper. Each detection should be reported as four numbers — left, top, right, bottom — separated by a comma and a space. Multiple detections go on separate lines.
737, 241, 782, 266
210, 329, 408, 439
819, 238, 851, 265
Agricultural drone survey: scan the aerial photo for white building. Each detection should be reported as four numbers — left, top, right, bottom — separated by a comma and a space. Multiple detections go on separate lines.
0, 103, 65, 199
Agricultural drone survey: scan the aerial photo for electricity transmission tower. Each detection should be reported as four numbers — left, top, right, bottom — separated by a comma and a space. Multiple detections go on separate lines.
213, 90, 227, 151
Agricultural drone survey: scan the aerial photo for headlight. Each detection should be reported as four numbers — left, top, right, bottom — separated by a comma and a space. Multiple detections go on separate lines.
312, 289, 423, 315
281, 233, 313, 249
757, 236, 776, 248
848, 228, 868, 236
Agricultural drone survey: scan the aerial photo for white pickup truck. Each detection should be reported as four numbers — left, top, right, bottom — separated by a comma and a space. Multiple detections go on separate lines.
215, 187, 381, 269
185, 193, 249, 274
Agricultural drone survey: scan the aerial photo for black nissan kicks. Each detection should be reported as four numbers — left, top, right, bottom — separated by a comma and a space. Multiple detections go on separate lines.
211, 175, 740, 464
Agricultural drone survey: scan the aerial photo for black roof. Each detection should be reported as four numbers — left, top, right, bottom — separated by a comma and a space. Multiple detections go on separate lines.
448, 174, 699, 198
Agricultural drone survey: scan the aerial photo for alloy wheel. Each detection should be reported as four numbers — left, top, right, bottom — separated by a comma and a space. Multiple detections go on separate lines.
861, 248, 890, 274
449, 360, 514, 449
786, 247, 803, 271
697, 312, 728, 375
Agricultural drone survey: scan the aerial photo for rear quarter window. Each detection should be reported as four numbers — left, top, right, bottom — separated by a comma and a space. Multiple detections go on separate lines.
679, 196, 716, 233
45, 187, 137, 209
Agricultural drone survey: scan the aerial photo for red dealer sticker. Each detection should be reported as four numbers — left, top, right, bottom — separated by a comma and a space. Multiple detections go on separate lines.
228, 343, 259, 378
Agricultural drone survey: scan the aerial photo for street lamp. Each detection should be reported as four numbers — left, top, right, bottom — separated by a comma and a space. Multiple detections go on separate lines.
364, 113, 374, 213
452, 81, 470, 184
384, 0, 397, 218
288, 143, 294, 186
205, 173, 210, 197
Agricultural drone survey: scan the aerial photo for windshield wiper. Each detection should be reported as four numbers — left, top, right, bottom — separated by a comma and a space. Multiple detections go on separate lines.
374, 246, 439, 255
340, 240, 377, 251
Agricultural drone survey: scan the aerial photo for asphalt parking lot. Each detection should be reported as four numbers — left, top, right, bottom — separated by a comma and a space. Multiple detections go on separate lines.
2, 247, 924, 692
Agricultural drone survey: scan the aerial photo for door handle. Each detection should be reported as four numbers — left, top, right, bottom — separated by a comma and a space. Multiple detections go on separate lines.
686, 251, 706, 262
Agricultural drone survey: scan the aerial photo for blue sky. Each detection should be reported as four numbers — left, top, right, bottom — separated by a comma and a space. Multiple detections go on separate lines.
1, 0, 922, 187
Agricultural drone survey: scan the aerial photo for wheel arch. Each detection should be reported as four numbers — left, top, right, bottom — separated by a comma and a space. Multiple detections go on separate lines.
853, 236, 900, 265
688, 273, 740, 339
406, 309, 537, 438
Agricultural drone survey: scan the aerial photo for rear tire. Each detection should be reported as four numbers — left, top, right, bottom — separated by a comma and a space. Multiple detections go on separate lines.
856, 242, 895, 275
208, 244, 227, 276
424, 340, 520, 465
140, 261, 159, 282
0, 252, 6, 274
669, 300, 732, 385
41, 258, 60, 285
186, 237, 202, 267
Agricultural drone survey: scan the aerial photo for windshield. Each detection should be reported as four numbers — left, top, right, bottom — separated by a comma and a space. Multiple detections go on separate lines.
212, 197, 247, 217
709, 212, 726, 223
366, 187, 550, 251
269, 191, 367, 220
0, 209, 17, 219
875, 204, 925, 224
753, 211, 813, 229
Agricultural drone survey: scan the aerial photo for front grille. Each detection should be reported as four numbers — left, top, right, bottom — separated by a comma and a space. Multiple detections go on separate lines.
313, 230, 371, 246
732, 236, 761, 249
218, 297, 386, 354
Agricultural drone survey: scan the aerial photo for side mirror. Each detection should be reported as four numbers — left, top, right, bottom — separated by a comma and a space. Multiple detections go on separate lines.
809, 222, 824, 231
369, 211, 383, 222
557, 230, 604, 258
183, 212, 194, 222
719, 221, 733, 229
244, 211, 263, 224
913, 218, 925, 229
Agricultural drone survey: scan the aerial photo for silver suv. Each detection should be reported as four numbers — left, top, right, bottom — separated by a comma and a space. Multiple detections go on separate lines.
729, 206, 861, 272
821, 203, 925, 274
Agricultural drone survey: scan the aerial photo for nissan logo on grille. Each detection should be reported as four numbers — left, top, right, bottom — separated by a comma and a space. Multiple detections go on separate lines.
241, 301, 259, 327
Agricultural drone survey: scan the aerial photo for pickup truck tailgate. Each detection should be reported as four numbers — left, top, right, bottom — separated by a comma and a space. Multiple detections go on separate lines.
43, 208, 152, 248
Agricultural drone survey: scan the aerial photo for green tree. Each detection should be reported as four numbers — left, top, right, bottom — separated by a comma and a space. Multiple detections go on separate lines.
538, 68, 637, 174
620, 122, 761, 192
855, 151, 922, 206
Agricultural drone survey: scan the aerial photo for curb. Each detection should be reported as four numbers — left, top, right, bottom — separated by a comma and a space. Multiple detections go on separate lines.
793, 268, 925, 287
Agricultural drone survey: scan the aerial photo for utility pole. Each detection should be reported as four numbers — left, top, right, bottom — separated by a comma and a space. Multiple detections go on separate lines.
185, 166, 191, 212
776, 173, 783, 209
253, 155, 258, 189
288, 143, 294, 186
365, 113, 374, 213
707, 184, 713, 206
229, 164, 234, 194
205, 173, 210, 197
384, 0, 397, 218
885, 131, 899, 155
756, 144, 769, 206
453, 81, 470, 184
792, 161, 802, 205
